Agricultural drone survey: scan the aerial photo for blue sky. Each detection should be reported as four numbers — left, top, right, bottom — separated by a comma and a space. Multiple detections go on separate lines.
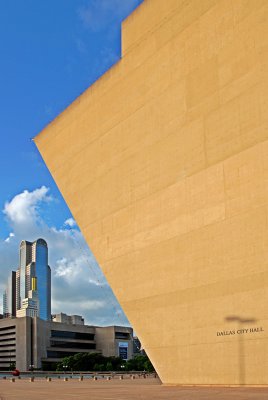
0, 0, 143, 325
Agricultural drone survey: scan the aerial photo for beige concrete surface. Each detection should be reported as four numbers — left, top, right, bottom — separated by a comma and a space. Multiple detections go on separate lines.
35, 0, 268, 386
0, 378, 268, 400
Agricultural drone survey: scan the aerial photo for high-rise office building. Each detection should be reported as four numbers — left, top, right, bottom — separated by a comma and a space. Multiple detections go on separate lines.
31, 239, 51, 321
15, 239, 51, 321
16, 277, 39, 318
2, 271, 16, 318
19, 240, 32, 306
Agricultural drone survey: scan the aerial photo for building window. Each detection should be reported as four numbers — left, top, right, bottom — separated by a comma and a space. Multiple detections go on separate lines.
51, 330, 94, 340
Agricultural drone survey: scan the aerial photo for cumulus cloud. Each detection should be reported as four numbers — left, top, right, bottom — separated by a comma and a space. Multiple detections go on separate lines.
3, 186, 51, 230
0, 187, 129, 327
64, 218, 76, 228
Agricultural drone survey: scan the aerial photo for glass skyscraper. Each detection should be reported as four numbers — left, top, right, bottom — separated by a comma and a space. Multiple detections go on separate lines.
31, 239, 51, 320
16, 239, 51, 321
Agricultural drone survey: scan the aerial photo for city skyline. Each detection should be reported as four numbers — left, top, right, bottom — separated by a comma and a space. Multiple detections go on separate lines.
0, 0, 142, 326
2, 234, 128, 326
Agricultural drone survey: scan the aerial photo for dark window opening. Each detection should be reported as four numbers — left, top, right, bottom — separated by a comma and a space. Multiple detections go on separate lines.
50, 341, 96, 349
115, 332, 130, 339
51, 330, 94, 340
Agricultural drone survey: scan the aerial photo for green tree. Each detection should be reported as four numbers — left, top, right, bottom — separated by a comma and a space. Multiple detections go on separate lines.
106, 361, 113, 371
56, 353, 121, 372
56, 352, 154, 372
124, 355, 155, 372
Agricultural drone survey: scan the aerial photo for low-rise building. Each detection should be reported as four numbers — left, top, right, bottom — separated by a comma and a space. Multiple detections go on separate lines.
95, 325, 133, 360
0, 317, 31, 371
0, 317, 133, 371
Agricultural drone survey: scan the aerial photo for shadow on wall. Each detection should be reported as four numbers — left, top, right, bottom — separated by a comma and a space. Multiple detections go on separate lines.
225, 315, 257, 385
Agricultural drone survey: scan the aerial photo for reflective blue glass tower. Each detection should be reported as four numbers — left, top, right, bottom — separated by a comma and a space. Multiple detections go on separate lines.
18, 238, 51, 321
32, 239, 51, 320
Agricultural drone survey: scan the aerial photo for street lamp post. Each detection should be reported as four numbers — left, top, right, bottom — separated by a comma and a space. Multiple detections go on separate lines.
29, 364, 34, 377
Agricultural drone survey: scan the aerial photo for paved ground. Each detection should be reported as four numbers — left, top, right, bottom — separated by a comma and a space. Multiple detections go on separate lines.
0, 377, 268, 400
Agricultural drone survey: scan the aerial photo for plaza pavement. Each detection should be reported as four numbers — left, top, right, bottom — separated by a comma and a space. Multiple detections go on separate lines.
0, 377, 268, 400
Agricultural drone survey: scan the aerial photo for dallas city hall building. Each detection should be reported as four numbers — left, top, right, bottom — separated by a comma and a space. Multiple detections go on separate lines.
35, 0, 268, 386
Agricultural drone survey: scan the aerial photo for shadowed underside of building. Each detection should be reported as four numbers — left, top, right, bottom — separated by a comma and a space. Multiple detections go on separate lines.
34, 0, 268, 386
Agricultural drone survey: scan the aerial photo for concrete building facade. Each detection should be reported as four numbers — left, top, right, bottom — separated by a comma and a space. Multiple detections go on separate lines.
52, 313, 85, 325
0, 317, 133, 371
0, 317, 31, 371
94, 326, 133, 360
35, 0, 268, 386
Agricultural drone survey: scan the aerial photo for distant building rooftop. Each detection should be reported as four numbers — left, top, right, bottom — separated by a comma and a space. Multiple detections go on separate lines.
52, 312, 84, 325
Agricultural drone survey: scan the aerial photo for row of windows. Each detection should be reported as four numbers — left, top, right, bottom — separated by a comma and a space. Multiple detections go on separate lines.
50, 341, 96, 350
51, 330, 95, 341
0, 326, 15, 332
0, 360, 14, 364
0, 349, 15, 353
115, 332, 130, 339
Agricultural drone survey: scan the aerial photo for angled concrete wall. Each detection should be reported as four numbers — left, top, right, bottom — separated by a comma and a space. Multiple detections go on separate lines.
35, 0, 268, 385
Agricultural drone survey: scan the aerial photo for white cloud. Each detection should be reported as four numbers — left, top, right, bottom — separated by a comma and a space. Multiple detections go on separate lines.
4, 232, 15, 243
3, 186, 51, 227
0, 187, 129, 327
64, 218, 76, 228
